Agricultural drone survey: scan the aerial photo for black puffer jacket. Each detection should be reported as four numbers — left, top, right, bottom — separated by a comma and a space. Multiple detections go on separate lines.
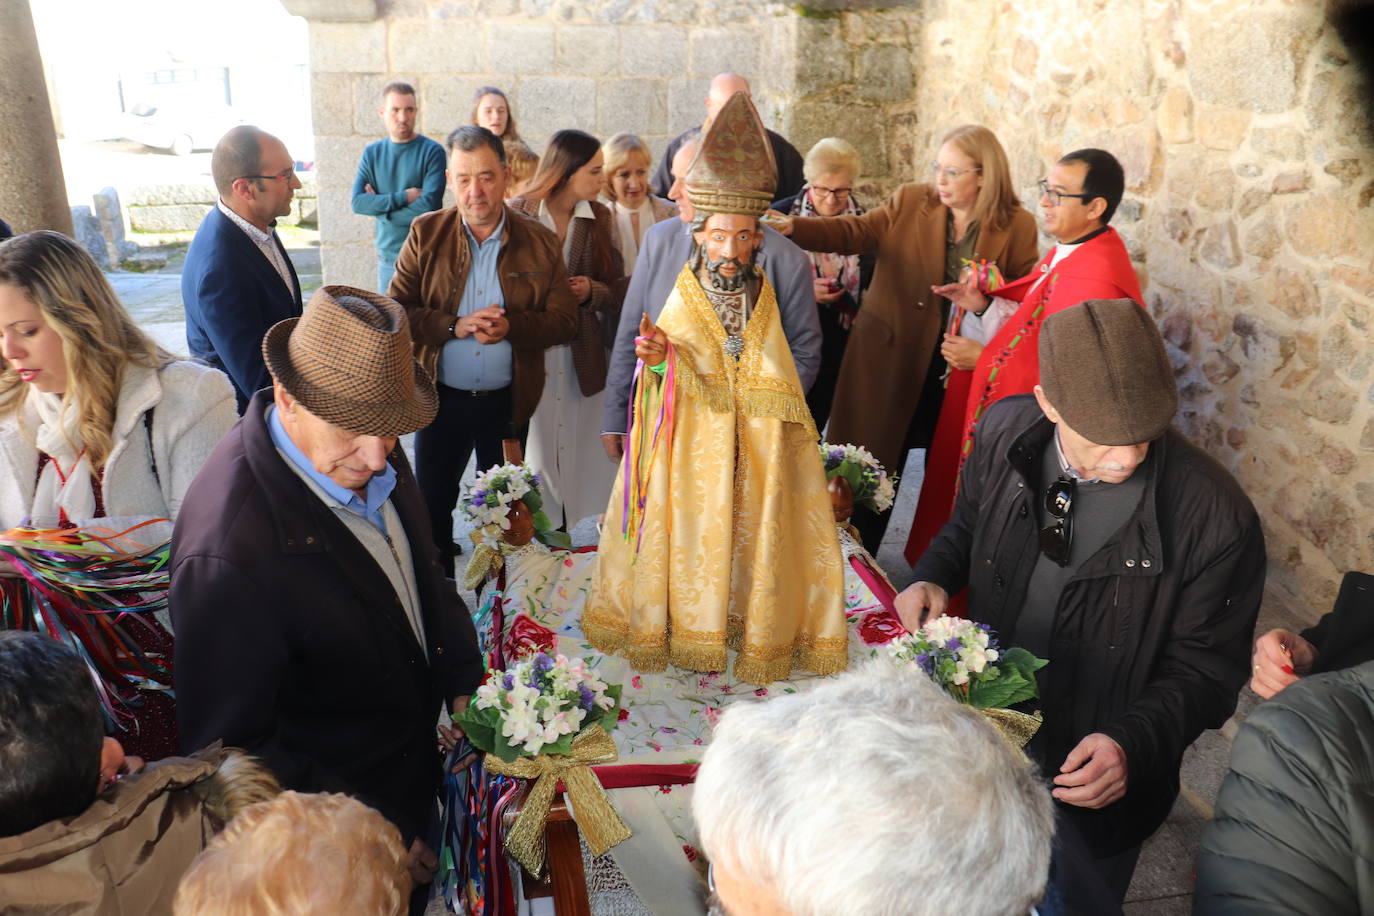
912, 395, 1266, 854
1194, 661, 1374, 914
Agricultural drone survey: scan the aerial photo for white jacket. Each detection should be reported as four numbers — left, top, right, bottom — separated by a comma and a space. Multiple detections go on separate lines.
0, 361, 236, 529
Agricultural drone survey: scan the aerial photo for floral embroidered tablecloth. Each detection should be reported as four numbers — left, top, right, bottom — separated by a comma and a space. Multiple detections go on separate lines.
471, 540, 901, 914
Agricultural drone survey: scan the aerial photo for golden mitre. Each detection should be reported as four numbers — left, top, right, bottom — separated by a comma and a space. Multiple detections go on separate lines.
685, 91, 778, 218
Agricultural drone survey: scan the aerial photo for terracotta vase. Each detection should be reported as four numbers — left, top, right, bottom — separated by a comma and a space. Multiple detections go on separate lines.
503, 499, 536, 547
828, 476, 854, 524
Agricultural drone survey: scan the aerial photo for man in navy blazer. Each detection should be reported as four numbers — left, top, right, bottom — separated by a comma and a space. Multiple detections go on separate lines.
182, 126, 304, 411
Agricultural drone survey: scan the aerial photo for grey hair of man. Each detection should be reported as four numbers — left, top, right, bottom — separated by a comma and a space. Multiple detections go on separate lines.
693, 661, 1054, 916
446, 125, 506, 167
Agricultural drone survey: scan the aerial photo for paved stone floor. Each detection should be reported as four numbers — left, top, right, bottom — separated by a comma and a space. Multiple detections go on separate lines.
110, 251, 1310, 913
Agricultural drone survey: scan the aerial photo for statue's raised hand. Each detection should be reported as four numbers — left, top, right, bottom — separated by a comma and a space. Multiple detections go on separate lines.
634, 312, 667, 366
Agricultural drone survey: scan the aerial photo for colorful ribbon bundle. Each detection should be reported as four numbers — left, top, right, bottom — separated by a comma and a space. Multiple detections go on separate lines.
437, 747, 523, 916
619, 344, 677, 555
948, 257, 1008, 340
0, 520, 174, 726
962, 256, 1006, 295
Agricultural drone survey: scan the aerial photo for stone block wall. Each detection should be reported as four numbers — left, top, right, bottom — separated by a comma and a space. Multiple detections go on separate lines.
292, 0, 923, 290
123, 178, 319, 233
903, 0, 1374, 614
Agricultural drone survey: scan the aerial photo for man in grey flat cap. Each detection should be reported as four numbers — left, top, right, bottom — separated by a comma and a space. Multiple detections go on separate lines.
896, 298, 1265, 908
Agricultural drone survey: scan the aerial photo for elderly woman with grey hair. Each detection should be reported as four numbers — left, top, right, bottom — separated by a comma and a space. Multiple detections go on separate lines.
693, 661, 1055, 916
770, 138, 874, 432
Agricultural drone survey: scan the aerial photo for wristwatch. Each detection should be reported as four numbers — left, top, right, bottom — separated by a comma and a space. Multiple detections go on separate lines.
447, 316, 459, 337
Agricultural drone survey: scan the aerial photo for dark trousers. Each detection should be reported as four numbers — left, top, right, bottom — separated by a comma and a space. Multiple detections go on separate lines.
416, 384, 513, 577
1045, 811, 1141, 915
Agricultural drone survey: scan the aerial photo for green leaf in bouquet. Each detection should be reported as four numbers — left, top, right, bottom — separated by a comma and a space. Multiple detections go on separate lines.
521, 488, 544, 512
453, 703, 504, 758
537, 528, 574, 550
1001, 647, 1048, 683
1000, 676, 1040, 708
967, 672, 1029, 710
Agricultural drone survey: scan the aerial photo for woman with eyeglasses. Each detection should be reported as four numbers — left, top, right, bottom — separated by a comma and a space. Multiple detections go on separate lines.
508, 130, 625, 530
769, 138, 875, 433
0, 230, 236, 757
771, 124, 1039, 555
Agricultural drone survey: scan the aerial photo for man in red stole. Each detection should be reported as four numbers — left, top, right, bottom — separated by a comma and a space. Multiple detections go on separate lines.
905, 149, 1142, 567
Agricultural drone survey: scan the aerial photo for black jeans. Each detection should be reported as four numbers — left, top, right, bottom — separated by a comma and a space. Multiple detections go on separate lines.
415, 384, 514, 577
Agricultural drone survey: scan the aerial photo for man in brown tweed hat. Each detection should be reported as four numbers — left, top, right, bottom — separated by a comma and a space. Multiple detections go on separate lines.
170, 286, 484, 900
896, 298, 1266, 908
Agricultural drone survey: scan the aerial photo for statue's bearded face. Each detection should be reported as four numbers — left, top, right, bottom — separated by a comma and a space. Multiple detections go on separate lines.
694, 213, 762, 292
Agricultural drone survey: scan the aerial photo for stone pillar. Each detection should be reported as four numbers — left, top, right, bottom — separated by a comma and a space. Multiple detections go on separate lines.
0, 0, 71, 235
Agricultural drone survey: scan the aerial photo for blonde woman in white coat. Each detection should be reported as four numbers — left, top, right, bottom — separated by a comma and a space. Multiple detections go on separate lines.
0, 230, 235, 758
0, 231, 234, 567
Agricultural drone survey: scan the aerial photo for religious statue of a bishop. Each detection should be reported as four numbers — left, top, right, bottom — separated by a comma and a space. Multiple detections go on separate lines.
585, 92, 846, 684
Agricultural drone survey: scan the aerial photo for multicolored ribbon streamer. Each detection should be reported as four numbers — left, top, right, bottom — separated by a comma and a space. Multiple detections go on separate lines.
0, 520, 174, 728
960, 256, 1006, 296
620, 343, 677, 555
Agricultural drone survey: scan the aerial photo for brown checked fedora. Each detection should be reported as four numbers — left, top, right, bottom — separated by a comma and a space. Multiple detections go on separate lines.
262, 285, 438, 436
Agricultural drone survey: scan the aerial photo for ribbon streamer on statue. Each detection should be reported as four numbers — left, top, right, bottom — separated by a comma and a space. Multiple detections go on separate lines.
619, 343, 676, 555
482, 724, 633, 878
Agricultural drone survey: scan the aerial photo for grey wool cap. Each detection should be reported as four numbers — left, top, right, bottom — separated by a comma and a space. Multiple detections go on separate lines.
1038, 298, 1178, 446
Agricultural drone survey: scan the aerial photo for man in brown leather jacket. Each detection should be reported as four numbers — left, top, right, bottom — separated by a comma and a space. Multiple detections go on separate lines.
388, 125, 577, 572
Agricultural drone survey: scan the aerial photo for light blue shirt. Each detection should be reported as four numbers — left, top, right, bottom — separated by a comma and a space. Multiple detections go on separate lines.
437, 213, 512, 391
267, 405, 397, 535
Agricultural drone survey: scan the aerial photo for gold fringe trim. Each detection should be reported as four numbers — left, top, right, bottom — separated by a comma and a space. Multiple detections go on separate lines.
674, 357, 734, 414
668, 639, 729, 674
588, 615, 845, 683
735, 387, 817, 429
583, 620, 671, 672
624, 645, 670, 672
733, 641, 849, 685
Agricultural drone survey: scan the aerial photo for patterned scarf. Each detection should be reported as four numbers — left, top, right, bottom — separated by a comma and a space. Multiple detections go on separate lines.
790, 185, 866, 315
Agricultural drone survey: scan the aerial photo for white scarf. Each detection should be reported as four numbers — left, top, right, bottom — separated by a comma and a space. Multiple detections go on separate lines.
29, 389, 98, 526
611, 198, 656, 275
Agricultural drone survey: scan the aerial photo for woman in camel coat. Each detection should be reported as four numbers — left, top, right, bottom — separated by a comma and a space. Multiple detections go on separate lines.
777, 124, 1040, 551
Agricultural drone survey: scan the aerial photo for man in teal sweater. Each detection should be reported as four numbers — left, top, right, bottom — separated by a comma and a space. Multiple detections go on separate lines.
351, 81, 447, 292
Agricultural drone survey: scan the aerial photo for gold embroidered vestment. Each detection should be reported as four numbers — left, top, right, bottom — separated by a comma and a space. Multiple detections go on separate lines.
585, 266, 847, 684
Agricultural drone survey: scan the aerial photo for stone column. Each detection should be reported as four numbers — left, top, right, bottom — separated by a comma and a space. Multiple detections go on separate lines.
0, 0, 72, 235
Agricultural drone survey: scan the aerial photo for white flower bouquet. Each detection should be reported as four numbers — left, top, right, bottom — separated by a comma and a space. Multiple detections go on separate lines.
460, 463, 571, 550
455, 652, 623, 761
819, 442, 898, 512
887, 616, 1046, 709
